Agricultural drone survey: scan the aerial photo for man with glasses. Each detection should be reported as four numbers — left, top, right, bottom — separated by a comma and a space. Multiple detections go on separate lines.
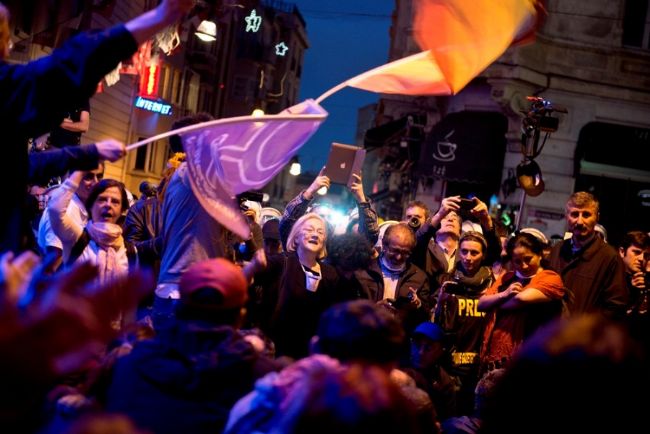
37, 163, 104, 271
355, 223, 431, 332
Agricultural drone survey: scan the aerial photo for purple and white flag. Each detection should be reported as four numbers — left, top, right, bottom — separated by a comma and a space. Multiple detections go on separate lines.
179, 99, 328, 238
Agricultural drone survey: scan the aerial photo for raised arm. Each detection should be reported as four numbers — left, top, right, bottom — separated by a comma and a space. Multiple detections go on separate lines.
125, 0, 193, 45
28, 139, 125, 185
47, 172, 85, 253
348, 173, 379, 244
279, 170, 330, 248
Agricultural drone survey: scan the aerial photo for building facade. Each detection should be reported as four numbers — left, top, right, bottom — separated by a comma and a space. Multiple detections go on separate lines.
365, 0, 650, 242
7, 0, 308, 197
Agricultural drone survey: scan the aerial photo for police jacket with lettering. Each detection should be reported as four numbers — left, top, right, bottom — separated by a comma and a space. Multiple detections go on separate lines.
433, 265, 493, 368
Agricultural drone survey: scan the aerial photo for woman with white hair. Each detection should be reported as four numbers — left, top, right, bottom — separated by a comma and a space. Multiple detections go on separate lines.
249, 213, 346, 359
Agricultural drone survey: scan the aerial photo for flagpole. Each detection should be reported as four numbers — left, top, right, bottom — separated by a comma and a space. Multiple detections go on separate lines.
125, 112, 328, 152
315, 82, 349, 104
126, 131, 178, 152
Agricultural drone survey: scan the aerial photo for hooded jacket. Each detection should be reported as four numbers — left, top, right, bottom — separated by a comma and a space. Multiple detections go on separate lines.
106, 321, 277, 434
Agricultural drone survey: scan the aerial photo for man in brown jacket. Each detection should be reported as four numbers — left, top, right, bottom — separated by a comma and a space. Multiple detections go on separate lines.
549, 192, 628, 318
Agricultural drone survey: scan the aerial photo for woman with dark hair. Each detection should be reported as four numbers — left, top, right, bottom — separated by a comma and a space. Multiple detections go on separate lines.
477, 231, 565, 376
433, 230, 493, 415
48, 170, 132, 285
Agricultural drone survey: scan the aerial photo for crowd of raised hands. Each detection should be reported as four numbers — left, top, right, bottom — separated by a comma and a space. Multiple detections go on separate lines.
0, 251, 153, 428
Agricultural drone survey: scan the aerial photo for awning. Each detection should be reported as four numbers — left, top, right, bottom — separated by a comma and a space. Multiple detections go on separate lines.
364, 114, 426, 148
417, 111, 507, 186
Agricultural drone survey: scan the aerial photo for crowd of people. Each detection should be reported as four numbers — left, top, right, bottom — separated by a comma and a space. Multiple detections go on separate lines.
1, 0, 650, 433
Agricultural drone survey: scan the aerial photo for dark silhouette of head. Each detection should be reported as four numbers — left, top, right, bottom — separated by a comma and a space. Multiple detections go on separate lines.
312, 300, 405, 367
327, 233, 374, 273
480, 314, 650, 434
276, 364, 422, 434
168, 112, 214, 153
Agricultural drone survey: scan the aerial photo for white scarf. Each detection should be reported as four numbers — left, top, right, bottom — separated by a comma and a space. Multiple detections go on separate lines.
86, 221, 125, 284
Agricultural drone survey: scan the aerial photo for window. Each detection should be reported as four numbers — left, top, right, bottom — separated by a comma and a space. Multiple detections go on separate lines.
161, 65, 171, 100
186, 70, 200, 112
171, 69, 182, 105
232, 76, 254, 101
148, 141, 158, 173
133, 139, 164, 174
623, 0, 650, 49
134, 143, 148, 171
199, 84, 213, 113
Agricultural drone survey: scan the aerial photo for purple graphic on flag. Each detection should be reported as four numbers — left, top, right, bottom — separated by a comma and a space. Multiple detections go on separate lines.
180, 100, 328, 238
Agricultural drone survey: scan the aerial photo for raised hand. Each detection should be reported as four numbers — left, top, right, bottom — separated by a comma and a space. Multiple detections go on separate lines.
304, 167, 331, 199
0, 251, 41, 305
4, 262, 153, 378
469, 197, 492, 228
348, 173, 366, 203
440, 196, 461, 215
95, 139, 126, 162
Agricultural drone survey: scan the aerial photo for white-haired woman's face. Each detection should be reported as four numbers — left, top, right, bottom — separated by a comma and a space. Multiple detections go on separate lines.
297, 217, 326, 256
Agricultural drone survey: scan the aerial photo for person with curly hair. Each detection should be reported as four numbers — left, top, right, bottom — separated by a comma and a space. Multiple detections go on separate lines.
326, 232, 375, 299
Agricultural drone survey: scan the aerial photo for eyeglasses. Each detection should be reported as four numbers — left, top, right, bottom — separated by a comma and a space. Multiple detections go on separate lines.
303, 226, 325, 236
384, 245, 411, 257
82, 173, 104, 182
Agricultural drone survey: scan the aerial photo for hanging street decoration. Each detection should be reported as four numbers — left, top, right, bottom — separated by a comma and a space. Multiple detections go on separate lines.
245, 10, 262, 32
104, 62, 122, 87
275, 42, 289, 56
155, 24, 181, 54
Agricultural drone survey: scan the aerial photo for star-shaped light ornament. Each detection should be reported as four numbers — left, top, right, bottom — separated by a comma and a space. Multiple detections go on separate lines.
245, 10, 262, 33
275, 42, 289, 56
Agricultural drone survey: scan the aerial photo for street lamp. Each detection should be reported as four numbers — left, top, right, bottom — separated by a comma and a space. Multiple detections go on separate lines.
289, 157, 301, 176
195, 20, 217, 42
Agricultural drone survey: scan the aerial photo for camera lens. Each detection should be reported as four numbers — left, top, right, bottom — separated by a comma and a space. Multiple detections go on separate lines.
408, 216, 421, 230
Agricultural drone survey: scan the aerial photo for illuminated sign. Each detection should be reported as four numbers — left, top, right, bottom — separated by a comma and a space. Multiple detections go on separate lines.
275, 42, 289, 56
139, 64, 160, 97
245, 10, 262, 32
134, 96, 172, 116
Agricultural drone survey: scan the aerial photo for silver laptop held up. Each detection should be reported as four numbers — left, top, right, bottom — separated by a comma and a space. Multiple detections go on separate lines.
323, 142, 366, 187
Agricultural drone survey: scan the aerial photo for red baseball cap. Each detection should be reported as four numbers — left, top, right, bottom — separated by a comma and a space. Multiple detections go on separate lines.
179, 258, 248, 310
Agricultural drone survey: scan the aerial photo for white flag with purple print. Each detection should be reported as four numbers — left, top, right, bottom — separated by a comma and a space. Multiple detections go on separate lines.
179, 99, 328, 238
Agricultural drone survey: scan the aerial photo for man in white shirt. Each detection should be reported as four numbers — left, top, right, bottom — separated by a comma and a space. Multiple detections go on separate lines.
38, 163, 104, 270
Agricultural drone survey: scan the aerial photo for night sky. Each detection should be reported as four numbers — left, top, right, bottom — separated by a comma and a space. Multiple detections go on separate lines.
291, 0, 394, 173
